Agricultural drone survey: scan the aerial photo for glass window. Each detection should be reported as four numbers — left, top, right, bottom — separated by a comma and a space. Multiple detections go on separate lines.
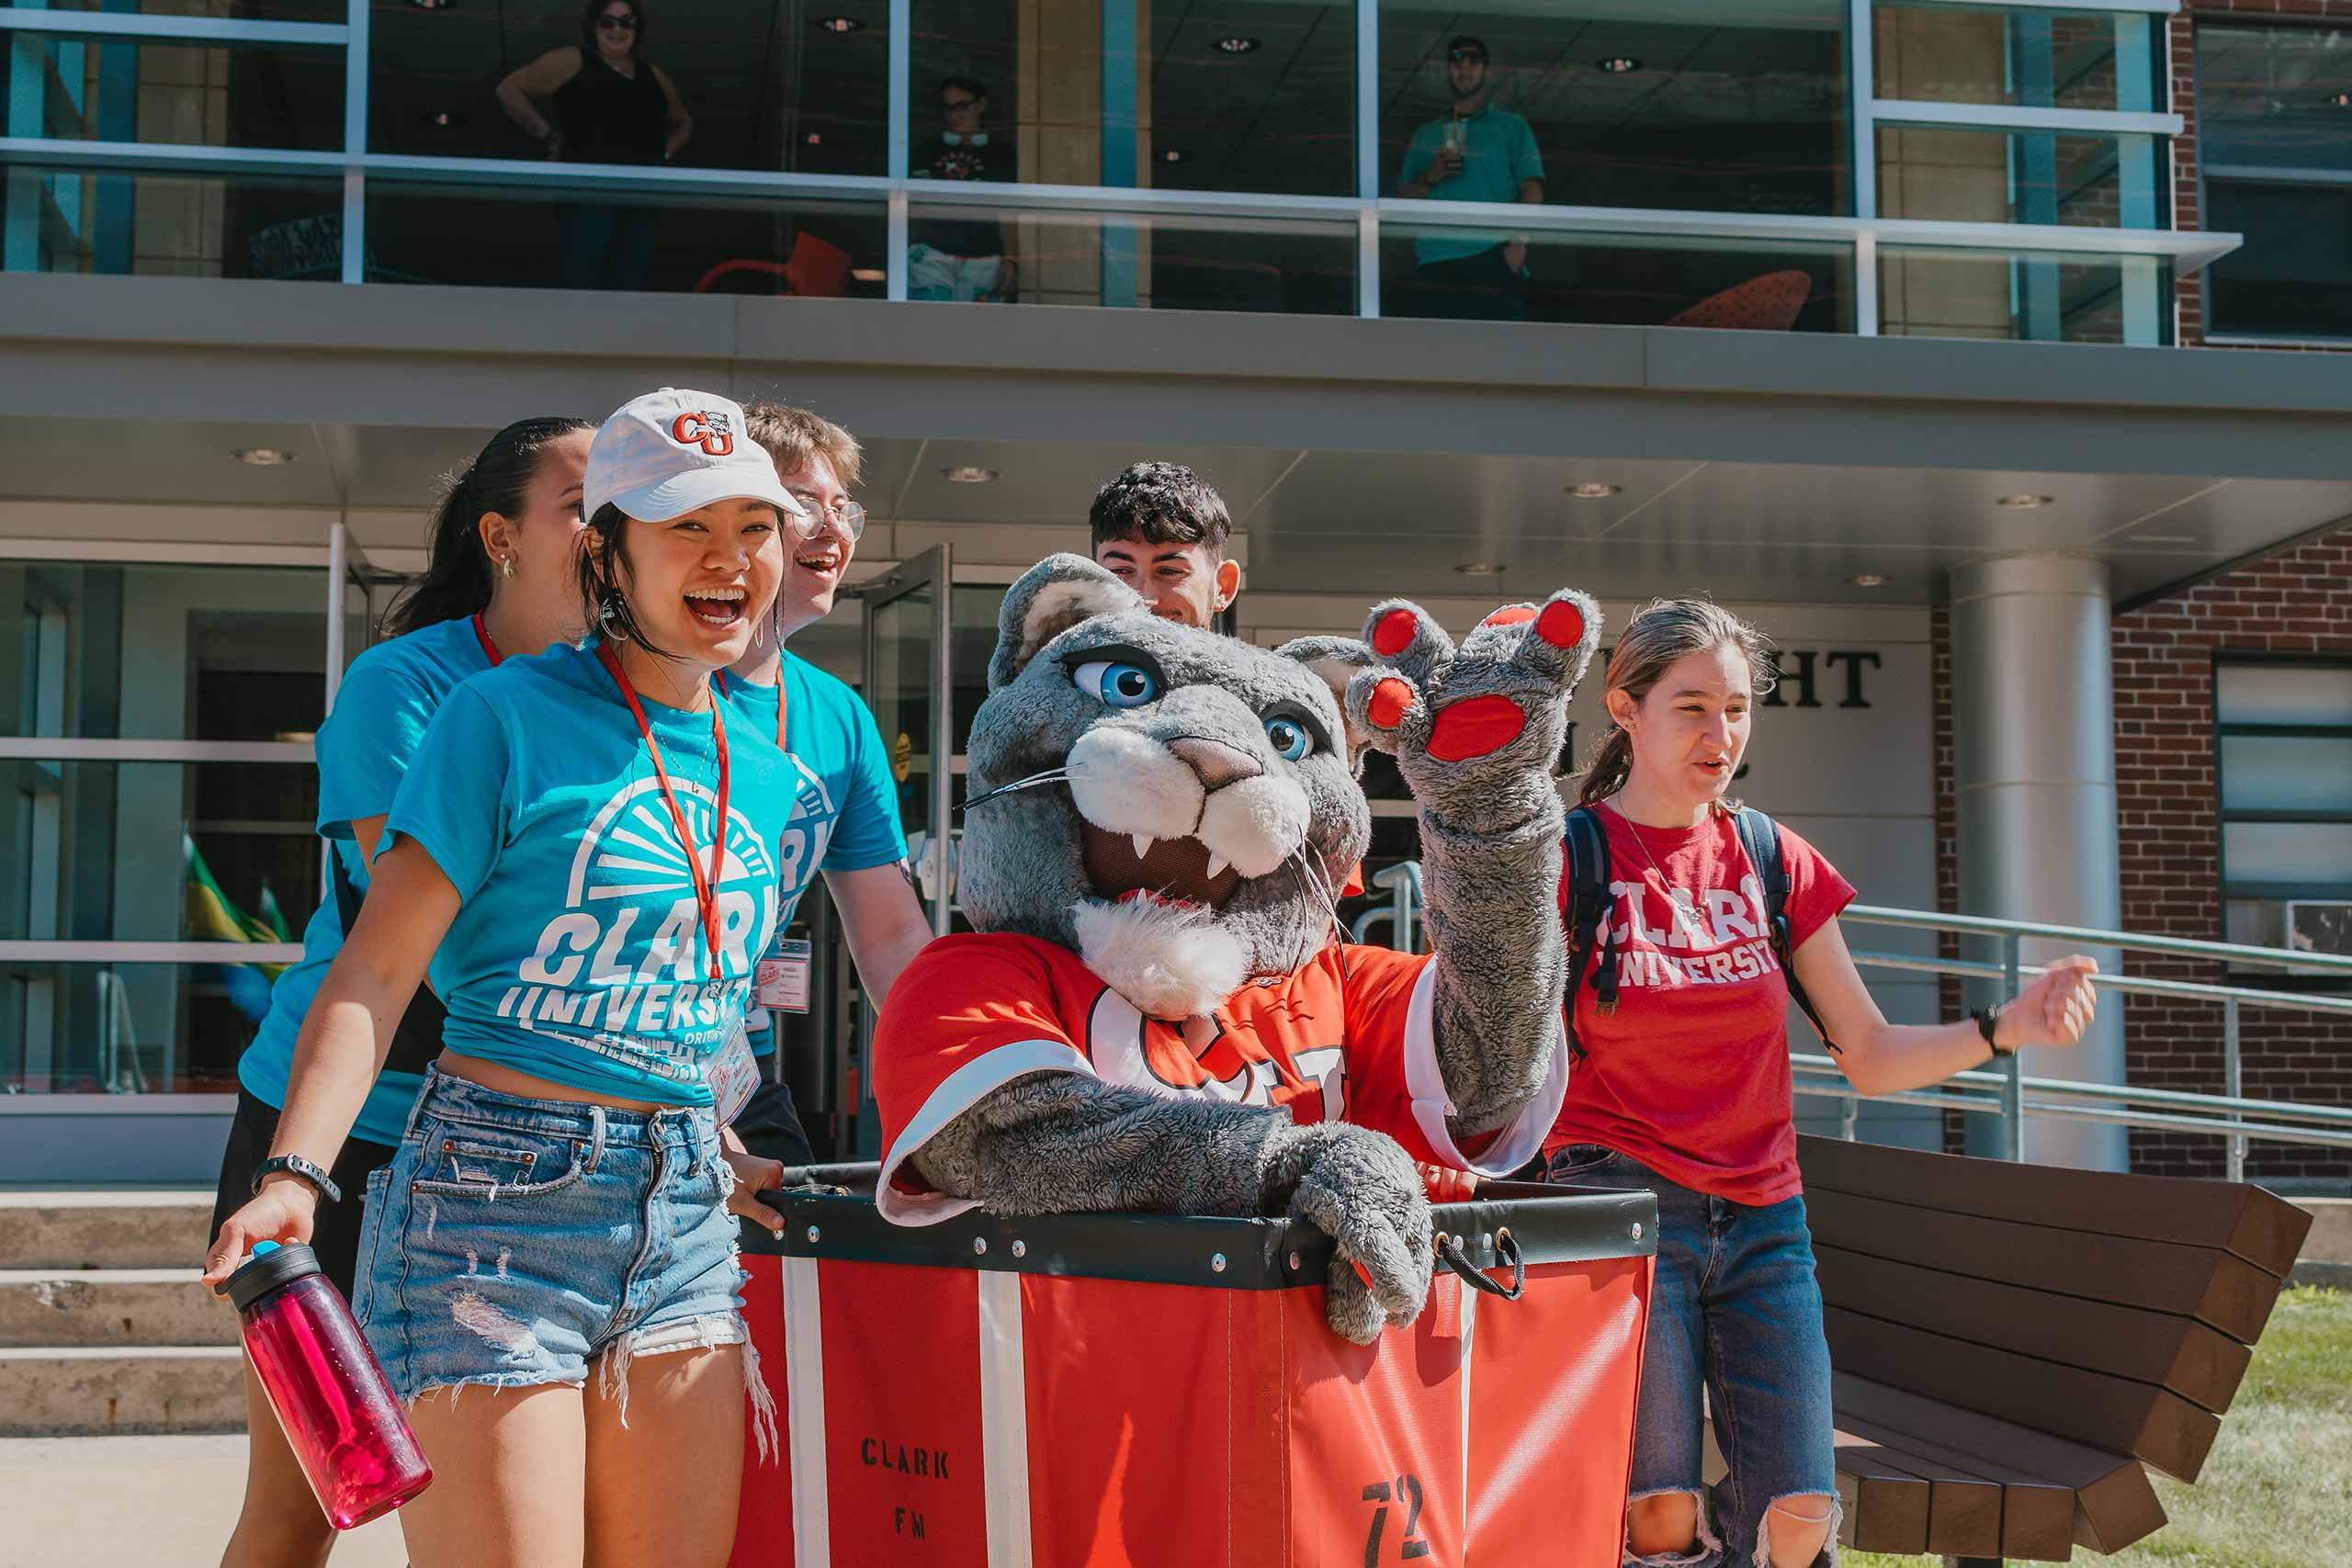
1873, 3, 2163, 113
2202, 178, 2352, 342
368, 0, 888, 176
2221, 735, 2352, 814
2198, 23, 2352, 175
1, 163, 344, 276
1877, 244, 2167, 344
907, 203, 1355, 312
0, 34, 342, 151
1382, 224, 1849, 331
906, 0, 1355, 198
1875, 126, 2164, 228
1378, 2, 1850, 217
364, 180, 886, 295
2216, 661, 2352, 962
3, 959, 285, 1093
2199, 23, 2352, 339
5, 0, 344, 24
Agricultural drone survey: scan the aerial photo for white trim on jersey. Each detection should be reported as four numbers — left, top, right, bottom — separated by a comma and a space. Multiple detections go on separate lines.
1401, 962, 1569, 1176
876, 1038, 1095, 1224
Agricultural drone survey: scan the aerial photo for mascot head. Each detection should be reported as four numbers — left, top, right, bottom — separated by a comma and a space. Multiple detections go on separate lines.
958, 554, 1381, 1021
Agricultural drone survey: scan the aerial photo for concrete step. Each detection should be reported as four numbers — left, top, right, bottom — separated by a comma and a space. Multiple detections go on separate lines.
0, 1269, 239, 1348
0, 1190, 213, 1271
0, 1346, 245, 1437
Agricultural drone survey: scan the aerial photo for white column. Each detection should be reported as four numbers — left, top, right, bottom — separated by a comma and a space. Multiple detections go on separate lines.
1951, 555, 2128, 1171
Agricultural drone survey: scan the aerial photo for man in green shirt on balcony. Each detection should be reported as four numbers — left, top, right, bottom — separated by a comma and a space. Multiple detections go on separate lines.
1397, 35, 1545, 321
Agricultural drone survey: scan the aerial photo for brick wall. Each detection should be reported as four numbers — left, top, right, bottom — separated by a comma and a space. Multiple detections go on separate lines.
1932, 533, 2352, 1179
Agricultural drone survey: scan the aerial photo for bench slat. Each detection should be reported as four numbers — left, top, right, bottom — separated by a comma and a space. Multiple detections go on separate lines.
1837, 1430, 2004, 1558
1804, 1187, 2284, 1346
1798, 1134, 2312, 1280
1826, 1306, 2221, 1482
1832, 1372, 2166, 1557
1815, 1245, 2256, 1415
1831, 1439, 1932, 1554
1830, 1412, 2079, 1562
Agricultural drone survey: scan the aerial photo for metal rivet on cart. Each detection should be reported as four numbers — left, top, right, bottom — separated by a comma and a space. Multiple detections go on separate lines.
1480, 1233, 1493, 1248
1288, 1252, 1302, 1270
1630, 1222, 1644, 1241
1211, 1253, 1227, 1273
1011, 1239, 1026, 1258
806, 1226, 820, 1244
973, 1236, 989, 1256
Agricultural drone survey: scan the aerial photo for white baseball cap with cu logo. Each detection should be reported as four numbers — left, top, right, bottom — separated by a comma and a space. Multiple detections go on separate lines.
582, 388, 808, 526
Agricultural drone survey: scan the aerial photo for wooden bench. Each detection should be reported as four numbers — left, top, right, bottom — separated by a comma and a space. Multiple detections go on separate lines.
1702, 1134, 2311, 1564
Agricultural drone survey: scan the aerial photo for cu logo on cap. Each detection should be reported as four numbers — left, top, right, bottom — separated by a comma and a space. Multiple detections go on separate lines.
671, 411, 735, 457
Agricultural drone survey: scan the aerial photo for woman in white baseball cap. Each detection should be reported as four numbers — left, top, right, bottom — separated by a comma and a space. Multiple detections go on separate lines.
205, 389, 818, 1566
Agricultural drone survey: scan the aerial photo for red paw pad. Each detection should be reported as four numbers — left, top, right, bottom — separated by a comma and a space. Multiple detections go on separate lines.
1480, 605, 1537, 629
1428, 694, 1526, 761
1372, 608, 1419, 658
1366, 678, 1415, 731
1535, 599, 1586, 649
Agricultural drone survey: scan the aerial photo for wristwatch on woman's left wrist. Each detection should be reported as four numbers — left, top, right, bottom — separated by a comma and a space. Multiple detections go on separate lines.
251, 1154, 341, 1204
1973, 1004, 2013, 1059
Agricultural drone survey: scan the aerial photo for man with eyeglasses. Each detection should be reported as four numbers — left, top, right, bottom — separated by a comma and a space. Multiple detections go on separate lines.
909, 75, 1020, 303
1397, 34, 1544, 321
719, 401, 933, 1170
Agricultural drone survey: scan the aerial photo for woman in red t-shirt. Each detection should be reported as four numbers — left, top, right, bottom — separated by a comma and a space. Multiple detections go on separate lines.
1547, 600, 2098, 1568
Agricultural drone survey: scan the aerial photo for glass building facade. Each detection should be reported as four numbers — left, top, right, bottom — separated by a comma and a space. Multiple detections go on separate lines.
3, 0, 2209, 339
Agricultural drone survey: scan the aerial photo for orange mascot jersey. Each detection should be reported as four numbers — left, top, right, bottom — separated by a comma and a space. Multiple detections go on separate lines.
874, 932, 1566, 1224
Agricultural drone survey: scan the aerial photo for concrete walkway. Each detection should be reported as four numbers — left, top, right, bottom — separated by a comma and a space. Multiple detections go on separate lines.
0, 1435, 410, 1568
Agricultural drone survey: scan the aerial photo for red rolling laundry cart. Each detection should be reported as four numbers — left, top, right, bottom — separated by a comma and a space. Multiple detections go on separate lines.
729, 1171, 1655, 1568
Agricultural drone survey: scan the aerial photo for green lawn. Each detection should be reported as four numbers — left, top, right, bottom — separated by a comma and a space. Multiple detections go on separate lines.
1844, 1287, 2349, 1568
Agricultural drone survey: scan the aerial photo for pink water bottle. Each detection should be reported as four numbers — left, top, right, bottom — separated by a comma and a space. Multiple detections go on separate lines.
221, 1240, 433, 1529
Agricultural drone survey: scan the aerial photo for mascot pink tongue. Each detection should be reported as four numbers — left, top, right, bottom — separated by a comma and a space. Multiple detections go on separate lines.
868, 553, 1602, 1344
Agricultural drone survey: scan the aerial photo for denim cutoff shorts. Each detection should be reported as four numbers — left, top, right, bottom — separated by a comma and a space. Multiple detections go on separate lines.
354, 1066, 751, 1406
1547, 1144, 1840, 1568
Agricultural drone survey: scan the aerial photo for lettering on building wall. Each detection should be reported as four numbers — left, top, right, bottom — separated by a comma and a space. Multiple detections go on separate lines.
1760, 649, 1881, 710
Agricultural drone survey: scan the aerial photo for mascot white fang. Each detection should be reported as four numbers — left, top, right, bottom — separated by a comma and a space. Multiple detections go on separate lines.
871, 555, 1600, 1343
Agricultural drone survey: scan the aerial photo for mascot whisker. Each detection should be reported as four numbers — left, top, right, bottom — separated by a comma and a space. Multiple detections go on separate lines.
872, 554, 1600, 1343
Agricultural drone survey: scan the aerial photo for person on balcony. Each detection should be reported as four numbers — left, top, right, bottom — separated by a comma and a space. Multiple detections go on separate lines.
908, 75, 1019, 302
1396, 35, 1543, 321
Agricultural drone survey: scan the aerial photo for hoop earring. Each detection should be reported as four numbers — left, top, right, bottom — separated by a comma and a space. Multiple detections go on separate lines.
597, 592, 627, 641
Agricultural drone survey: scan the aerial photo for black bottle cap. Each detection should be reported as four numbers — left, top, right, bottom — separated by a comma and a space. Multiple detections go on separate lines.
220, 1240, 324, 1313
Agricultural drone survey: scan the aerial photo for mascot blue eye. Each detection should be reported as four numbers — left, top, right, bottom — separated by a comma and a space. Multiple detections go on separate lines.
1071, 660, 1161, 708
1263, 716, 1313, 761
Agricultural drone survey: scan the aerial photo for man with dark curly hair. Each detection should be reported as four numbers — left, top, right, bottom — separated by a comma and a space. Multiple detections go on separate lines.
1088, 460, 1241, 629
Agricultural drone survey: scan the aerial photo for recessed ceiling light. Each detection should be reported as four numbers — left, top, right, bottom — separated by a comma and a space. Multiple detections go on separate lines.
1159, 148, 1189, 164
423, 109, 466, 129
1847, 573, 1885, 588
2132, 533, 2197, 545
815, 15, 860, 31
1565, 481, 1621, 499
941, 465, 998, 483
232, 446, 296, 467
1996, 493, 2053, 509
1214, 36, 1260, 53
1454, 562, 1501, 576
1596, 55, 1641, 73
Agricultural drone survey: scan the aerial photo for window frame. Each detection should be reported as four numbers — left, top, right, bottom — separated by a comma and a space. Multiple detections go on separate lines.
2211, 649, 2352, 988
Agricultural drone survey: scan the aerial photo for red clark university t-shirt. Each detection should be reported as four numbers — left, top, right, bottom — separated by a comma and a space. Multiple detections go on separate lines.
1546, 805, 1856, 1206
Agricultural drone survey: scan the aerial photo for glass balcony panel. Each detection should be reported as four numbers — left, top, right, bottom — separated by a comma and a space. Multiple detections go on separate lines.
2202, 180, 2352, 342
0, 162, 343, 276
368, 0, 888, 176
2, 959, 293, 1093
1378, 2, 1851, 218
2198, 23, 2352, 175
1380, 223, 1850, 331
907, 203, 1355, 312
364, 179, 886, 295
1, 758, 324, 945
0, 33, 341, 150
1876, 244, 2166, 345
1872, 4, 2162, 113
907, 0, 1354, 198
3, 0, 344, 24
1875, 126, 2163, 229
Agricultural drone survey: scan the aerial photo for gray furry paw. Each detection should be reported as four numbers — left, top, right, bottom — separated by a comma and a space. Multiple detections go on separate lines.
1270, 1122, 1435, 1344
1342, 591, 1601, 834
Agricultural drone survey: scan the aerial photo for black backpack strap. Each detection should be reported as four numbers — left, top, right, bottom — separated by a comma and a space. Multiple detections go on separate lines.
1735, 807, 1837, 1055
330, 844, 449, 1077
1562, 805, 1616, 1065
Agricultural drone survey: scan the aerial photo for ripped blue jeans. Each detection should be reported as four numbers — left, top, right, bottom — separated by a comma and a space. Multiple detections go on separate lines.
1549, 1145, 1839, 1567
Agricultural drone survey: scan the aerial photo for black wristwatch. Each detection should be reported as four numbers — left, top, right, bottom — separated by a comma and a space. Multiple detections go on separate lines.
1972, 1005, 2013, 1059
251, 1154, 342, 1205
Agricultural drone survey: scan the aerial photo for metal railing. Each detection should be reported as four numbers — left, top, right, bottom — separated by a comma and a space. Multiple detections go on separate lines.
1353, 863, 2352, 1180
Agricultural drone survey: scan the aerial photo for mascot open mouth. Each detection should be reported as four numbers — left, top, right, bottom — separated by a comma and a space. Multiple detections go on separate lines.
1079, 823, 1248, 908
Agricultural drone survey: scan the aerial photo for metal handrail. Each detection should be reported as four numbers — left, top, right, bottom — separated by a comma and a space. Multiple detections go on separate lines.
1844, 902, 2352, 976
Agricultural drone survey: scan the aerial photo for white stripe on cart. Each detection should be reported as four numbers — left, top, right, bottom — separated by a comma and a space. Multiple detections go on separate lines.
977, 1269, 1035, 1568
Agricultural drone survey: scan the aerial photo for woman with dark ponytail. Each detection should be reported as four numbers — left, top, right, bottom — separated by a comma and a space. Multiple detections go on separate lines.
209, 414, 593, 1568
1546, 599, 2102, 1568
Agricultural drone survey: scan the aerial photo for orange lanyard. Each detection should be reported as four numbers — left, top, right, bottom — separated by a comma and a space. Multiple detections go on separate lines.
598, 643, 729, 984
471, 614, 503, 666
717, 669, 787, 750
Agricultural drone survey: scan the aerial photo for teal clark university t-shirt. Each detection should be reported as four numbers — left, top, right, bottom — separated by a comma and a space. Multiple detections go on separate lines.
381, 640, 806, 1106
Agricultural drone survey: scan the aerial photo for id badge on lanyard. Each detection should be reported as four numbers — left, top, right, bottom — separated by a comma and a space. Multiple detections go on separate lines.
707, 1025, 763, 1126
756, 936, 813, 1013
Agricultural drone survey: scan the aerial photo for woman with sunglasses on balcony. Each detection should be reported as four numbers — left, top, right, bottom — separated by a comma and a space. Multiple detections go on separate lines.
209, 415, 595, 1568
204, 390, 812, 1567
495, 0, 692, 290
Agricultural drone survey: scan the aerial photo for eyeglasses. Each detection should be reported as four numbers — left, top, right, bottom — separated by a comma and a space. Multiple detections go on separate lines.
942, 96, 980, 112
596, 13, 638, 30
1449, 48, 1485, 63
788, 491, 867, 542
